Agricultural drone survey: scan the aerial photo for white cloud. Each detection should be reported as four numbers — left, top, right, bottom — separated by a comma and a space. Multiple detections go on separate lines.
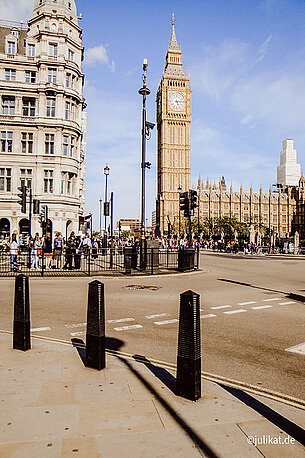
84, 44, 115, 72
255, 34, 272, 64
0, 0, 33, 21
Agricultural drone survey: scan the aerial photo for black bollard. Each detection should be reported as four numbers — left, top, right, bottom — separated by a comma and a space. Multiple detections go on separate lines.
13, 274, 31, 351
176, 290, 201, 401
85, 280, 106, 370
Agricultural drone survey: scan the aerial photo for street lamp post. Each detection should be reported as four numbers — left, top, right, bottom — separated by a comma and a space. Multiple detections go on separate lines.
99, 198, 102, 235
138, 58, 153, 270
104, 164, 110, 244
178, 184, 182, 239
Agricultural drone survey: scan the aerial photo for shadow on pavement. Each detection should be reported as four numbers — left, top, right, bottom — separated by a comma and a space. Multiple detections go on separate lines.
220, 384, 305, 446
120, 356, 219, 458
71, 336, 125, 367
218, 278, 288, 295
132, 354, 176, 394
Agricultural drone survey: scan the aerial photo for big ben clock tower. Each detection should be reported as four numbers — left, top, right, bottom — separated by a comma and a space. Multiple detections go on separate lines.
156, 14, 191, 235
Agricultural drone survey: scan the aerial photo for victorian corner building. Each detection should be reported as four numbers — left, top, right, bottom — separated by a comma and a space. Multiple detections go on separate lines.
156, 19, 305, 241
0, 0, 86, 239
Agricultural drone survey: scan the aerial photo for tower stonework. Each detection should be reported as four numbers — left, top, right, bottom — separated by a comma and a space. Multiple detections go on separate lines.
156, 15, 191, 235
277, 139, 301, 187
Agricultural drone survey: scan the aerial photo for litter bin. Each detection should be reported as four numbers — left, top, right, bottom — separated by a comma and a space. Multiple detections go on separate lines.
124, 246, 138, 269
178, 248, 195, 272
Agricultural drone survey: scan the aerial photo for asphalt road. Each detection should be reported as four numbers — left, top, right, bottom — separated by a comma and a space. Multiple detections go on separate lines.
0, 252, 304, 401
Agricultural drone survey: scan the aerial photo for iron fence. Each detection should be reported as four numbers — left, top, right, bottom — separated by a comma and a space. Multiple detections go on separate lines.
0, 247, 199, 277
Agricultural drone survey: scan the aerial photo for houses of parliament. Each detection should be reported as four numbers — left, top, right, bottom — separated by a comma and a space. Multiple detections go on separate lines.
156, 18, 305, 240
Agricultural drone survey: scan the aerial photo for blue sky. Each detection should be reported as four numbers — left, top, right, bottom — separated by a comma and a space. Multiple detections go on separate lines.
3, 0, 305, 228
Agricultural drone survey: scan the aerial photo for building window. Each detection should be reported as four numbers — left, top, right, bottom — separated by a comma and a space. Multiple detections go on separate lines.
7, 41, 16, 55
1, 132, 13, 152
20, 169, 32, 188
21, 133, 33, 154
49, 43, 58, 57
5, 69, 16, 81
68, 49, 74, 61
61, 172, 65, 194
25, 71, 36, 83
70, 137, 75, 157
66, 73, 71, 87
45, 134, 55, 154
44, 170, 53, 193
27, 44, 35, 57
22, 98, 36, 116
48, 68, 57, 83
63, 135, 68, 155
67, 174, 72, 194
2, 96, 15, 115
0, 168, 11, 192
46, 98, 56, 117
65, 102, 70, 120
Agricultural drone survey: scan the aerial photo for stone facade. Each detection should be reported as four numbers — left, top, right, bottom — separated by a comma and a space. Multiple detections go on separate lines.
197, 177, 296, 238
0, 0, 86, 239
156, 15, 191, 235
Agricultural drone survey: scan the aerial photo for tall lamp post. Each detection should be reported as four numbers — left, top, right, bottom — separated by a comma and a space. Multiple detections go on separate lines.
104, 164, 110, 244
178, 184, 182, 239
138, 58, 154, 270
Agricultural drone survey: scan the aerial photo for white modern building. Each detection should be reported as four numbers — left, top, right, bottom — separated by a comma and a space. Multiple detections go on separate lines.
0, 0, 86, 240
277, 139, 301, 187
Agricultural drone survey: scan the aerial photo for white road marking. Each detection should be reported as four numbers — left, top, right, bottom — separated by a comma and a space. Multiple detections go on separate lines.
65, 323, 86, 328
154, 319, 179, 325
251, 305, 273, 310
238, 301, 257, 306
107, 318, 135, 323
145, 313, 169, 319
210, 305, 232, 310
200, 314, 217, 319
263, 298, 280, 302
114, 325, 143, 331
279, 301, 296, 305
285, 342, 305, 356
224, 309, 247, 315
31, 327, 51, 332
71, 331, 85, 336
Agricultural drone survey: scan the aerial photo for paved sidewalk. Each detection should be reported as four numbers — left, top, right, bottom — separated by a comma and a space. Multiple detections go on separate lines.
0, 332, 304, 458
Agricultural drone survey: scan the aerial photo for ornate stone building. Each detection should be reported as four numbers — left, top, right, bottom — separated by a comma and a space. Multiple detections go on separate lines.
156, 15, 191, 235
0, 0, 86, 239
197, 139, 305, 240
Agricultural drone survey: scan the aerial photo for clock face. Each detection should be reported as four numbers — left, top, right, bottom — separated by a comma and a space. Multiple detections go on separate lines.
169, 92, 185, 111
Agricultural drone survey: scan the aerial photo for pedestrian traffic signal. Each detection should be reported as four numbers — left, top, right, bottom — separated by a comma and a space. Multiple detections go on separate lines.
33, 199, 40, 214
179, 191, 189, 217
189, 190, 198, 211
18, 185, 27, 213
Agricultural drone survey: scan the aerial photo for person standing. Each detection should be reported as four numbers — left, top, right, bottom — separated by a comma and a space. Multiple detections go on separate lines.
32, 233, 41, 269
10, 234, 19, 272
53, 232, 63, 268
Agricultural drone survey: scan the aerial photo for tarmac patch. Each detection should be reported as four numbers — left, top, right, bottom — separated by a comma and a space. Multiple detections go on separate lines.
122, 285, 161, 291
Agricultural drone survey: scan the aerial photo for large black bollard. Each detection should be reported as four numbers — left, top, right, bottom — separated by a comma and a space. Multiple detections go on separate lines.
176, 290, 201, 401
85, 280, 106, 370
13, 274, 31, 351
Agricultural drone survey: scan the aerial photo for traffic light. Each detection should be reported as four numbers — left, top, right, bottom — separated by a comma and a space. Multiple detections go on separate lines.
104, 201, 109, 216
18, 185, 27, 213
189, 190, 198, 211
39, 205, 48, 225
179, 191, 189, 217
33, 199, 40, 214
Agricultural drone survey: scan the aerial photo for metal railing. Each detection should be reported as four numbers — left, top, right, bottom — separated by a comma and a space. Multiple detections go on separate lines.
0, 247, 200, 277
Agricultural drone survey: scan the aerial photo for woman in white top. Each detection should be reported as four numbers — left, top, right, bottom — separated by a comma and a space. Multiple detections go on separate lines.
10, 234, 19, 272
